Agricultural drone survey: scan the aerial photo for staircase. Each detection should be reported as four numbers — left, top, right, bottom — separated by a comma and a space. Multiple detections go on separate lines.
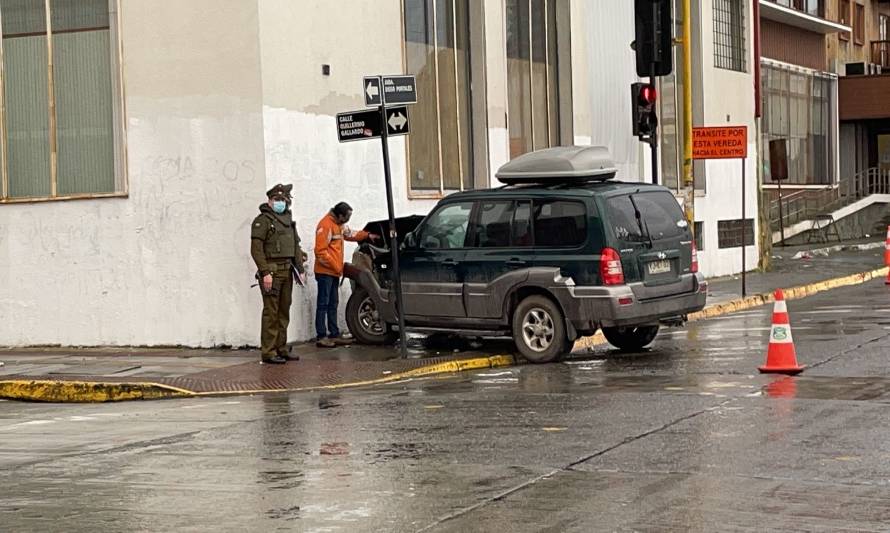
770, 168, 890, 243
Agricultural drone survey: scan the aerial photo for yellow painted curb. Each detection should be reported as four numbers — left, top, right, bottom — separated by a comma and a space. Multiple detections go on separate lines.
0, 380, 194, 403
574, 266, 889, 350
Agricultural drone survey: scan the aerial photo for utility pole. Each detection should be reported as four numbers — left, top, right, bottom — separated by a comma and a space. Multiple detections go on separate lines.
681, 0, 694, 236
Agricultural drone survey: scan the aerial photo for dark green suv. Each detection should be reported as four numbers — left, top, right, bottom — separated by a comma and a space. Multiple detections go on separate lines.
344, 146, 707, 363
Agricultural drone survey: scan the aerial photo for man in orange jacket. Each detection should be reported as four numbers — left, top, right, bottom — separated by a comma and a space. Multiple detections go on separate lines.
314, 202, 379, 348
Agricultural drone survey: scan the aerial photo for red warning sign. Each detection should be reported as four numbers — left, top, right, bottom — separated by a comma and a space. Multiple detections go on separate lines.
692, 126, 748, 159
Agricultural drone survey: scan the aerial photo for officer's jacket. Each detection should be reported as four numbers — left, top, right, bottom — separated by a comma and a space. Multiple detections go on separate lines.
250, 204, 306, 276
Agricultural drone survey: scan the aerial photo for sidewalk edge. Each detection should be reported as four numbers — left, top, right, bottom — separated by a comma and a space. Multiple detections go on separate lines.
191, 354, 517, 397
574, 266, 889, 351
0, 355, 516, 402
0, 380, 194, 403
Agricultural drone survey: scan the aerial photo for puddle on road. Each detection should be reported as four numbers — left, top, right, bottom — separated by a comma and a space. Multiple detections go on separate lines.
760, 376, 890, 402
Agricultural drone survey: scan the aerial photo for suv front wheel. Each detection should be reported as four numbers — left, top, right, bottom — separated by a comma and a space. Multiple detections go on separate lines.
512, 295, 568, 363
345, 287, 398, 345
602, 325, 660, 352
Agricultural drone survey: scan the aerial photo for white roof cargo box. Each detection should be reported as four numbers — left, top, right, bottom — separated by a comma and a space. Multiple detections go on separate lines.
495, 146, 617, 185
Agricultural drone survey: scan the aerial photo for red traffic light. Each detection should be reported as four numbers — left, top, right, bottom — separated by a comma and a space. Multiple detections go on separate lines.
640, 84, 657, 105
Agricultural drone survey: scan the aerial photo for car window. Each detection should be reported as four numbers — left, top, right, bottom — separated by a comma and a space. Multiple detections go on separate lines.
533, 200, 587, 247
470, 201, 514, 248
606, 191, 687, 243
633, 192, 687, 240
512, 201, 533, 246
419, 202, 473, 249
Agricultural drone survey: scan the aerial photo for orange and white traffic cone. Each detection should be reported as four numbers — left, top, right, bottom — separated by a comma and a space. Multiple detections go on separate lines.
884, 226, 890, 285
759, 289, 804, 375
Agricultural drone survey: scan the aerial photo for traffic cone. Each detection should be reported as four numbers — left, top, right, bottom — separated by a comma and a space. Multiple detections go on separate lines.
759, 289, 804, 375
884, 226, 890, 285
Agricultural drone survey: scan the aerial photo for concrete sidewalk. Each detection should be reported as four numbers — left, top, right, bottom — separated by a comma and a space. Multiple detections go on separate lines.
1, 240, 886, 402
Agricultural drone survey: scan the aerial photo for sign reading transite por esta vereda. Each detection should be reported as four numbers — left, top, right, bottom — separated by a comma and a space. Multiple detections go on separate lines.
692, 126, 748, 159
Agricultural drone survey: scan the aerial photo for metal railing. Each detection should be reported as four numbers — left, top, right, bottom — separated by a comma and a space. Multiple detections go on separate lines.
873, 40, 890, 70
769, 168, 890, 231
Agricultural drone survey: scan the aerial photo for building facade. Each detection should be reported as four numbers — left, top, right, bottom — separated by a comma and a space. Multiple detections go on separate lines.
0, 0, 759, 348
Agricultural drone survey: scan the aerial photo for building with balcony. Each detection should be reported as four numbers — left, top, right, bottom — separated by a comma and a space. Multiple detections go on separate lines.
758, 0, 890, 243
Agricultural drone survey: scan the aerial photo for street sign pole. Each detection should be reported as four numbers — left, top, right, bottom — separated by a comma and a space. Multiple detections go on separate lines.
377, 102, 409, 359
742, 159, 746, 297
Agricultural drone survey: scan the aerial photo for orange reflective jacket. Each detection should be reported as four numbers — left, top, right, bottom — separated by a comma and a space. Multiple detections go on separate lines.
314, 213, 369, 277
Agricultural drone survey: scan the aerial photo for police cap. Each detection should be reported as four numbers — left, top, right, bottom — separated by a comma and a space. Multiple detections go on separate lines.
266, 183, 293, 200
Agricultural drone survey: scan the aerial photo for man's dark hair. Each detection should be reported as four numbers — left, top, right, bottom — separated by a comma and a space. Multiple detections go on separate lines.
332, 202, 353, 217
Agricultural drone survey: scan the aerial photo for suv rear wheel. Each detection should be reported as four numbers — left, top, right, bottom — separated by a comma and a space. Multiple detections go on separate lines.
346, 287, 397, 345
602, 325, 660, 352
512, 295, 568, 363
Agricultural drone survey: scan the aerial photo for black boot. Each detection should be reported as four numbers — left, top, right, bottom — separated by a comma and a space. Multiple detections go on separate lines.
261, 356, 286, 365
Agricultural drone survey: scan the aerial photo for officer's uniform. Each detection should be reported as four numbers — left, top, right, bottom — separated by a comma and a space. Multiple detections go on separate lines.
250, 184, 306, 362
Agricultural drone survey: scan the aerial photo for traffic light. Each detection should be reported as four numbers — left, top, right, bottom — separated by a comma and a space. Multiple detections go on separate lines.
631, 82, 658, 140
634, 0, 673, 77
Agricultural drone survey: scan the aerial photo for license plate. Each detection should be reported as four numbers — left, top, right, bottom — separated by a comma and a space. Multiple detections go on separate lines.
647, 260, 671, 275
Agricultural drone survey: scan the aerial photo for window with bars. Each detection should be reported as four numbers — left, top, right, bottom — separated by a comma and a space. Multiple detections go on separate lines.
718, 219, 754, 249
713, 0, 746, 72
0, 0, 124, 202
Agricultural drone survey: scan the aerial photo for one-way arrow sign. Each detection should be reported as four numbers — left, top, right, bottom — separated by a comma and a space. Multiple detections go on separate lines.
387, 110, 408, 132
337, 106, 409, 143
364, 76, 382, 107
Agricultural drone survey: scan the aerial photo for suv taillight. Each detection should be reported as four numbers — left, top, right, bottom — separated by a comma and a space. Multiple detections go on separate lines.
691, 242, 699, 274
600, 248, 625, 285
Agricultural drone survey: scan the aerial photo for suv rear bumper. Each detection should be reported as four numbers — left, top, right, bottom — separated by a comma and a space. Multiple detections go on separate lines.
557, 273, 707, 330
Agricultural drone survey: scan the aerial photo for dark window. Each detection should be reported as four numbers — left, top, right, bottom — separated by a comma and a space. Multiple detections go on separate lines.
718, 219, 755, 248
694, 221, 704, 251
606, 191, 687, 244
472, 201, 515, 247
853, 3, 864, 45
512, 200, 533, 246
839, 0, 850, 41
533, 200, 586, 247
713, 0, 746, 72
419, 202, 473, 249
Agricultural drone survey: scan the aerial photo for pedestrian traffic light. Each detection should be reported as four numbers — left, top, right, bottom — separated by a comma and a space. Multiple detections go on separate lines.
634, 0, 673, 77
631, 82, 658, 139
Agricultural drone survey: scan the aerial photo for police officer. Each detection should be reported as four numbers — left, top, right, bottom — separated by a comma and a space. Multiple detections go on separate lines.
251, 184, 307, 364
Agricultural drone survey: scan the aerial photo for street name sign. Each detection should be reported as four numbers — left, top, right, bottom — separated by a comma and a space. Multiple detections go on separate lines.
692, 126, 748, 159
336, 106, 409, 143
381, 75, 417, 105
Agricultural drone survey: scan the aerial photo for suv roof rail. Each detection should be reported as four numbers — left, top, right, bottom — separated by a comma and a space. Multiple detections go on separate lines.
495, 146, 617, 185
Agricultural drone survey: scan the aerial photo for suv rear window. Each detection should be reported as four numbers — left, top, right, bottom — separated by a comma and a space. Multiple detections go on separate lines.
534, 200, 587, 247
606, 191, 687, 243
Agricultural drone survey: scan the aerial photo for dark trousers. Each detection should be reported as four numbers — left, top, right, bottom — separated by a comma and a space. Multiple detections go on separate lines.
315, 274, 341, 339
260, 267, 293, 358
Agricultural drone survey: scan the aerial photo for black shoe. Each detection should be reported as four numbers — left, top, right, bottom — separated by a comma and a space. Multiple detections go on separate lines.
281, 353, 300, 361
261, 356, 286, 365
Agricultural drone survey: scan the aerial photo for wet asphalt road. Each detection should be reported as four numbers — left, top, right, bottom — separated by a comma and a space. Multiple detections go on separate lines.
3, 281, 890, 532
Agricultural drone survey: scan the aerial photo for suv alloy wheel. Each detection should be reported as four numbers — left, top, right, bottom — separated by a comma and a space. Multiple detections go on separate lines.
345, 287, 397, 345
512, 295, 568, 363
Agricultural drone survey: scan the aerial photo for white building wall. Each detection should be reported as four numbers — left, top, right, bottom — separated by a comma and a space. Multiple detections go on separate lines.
0, 0, 268, 347
570, 0, 646, 181
693, 0, 760, 278
255, 0, 439, 343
